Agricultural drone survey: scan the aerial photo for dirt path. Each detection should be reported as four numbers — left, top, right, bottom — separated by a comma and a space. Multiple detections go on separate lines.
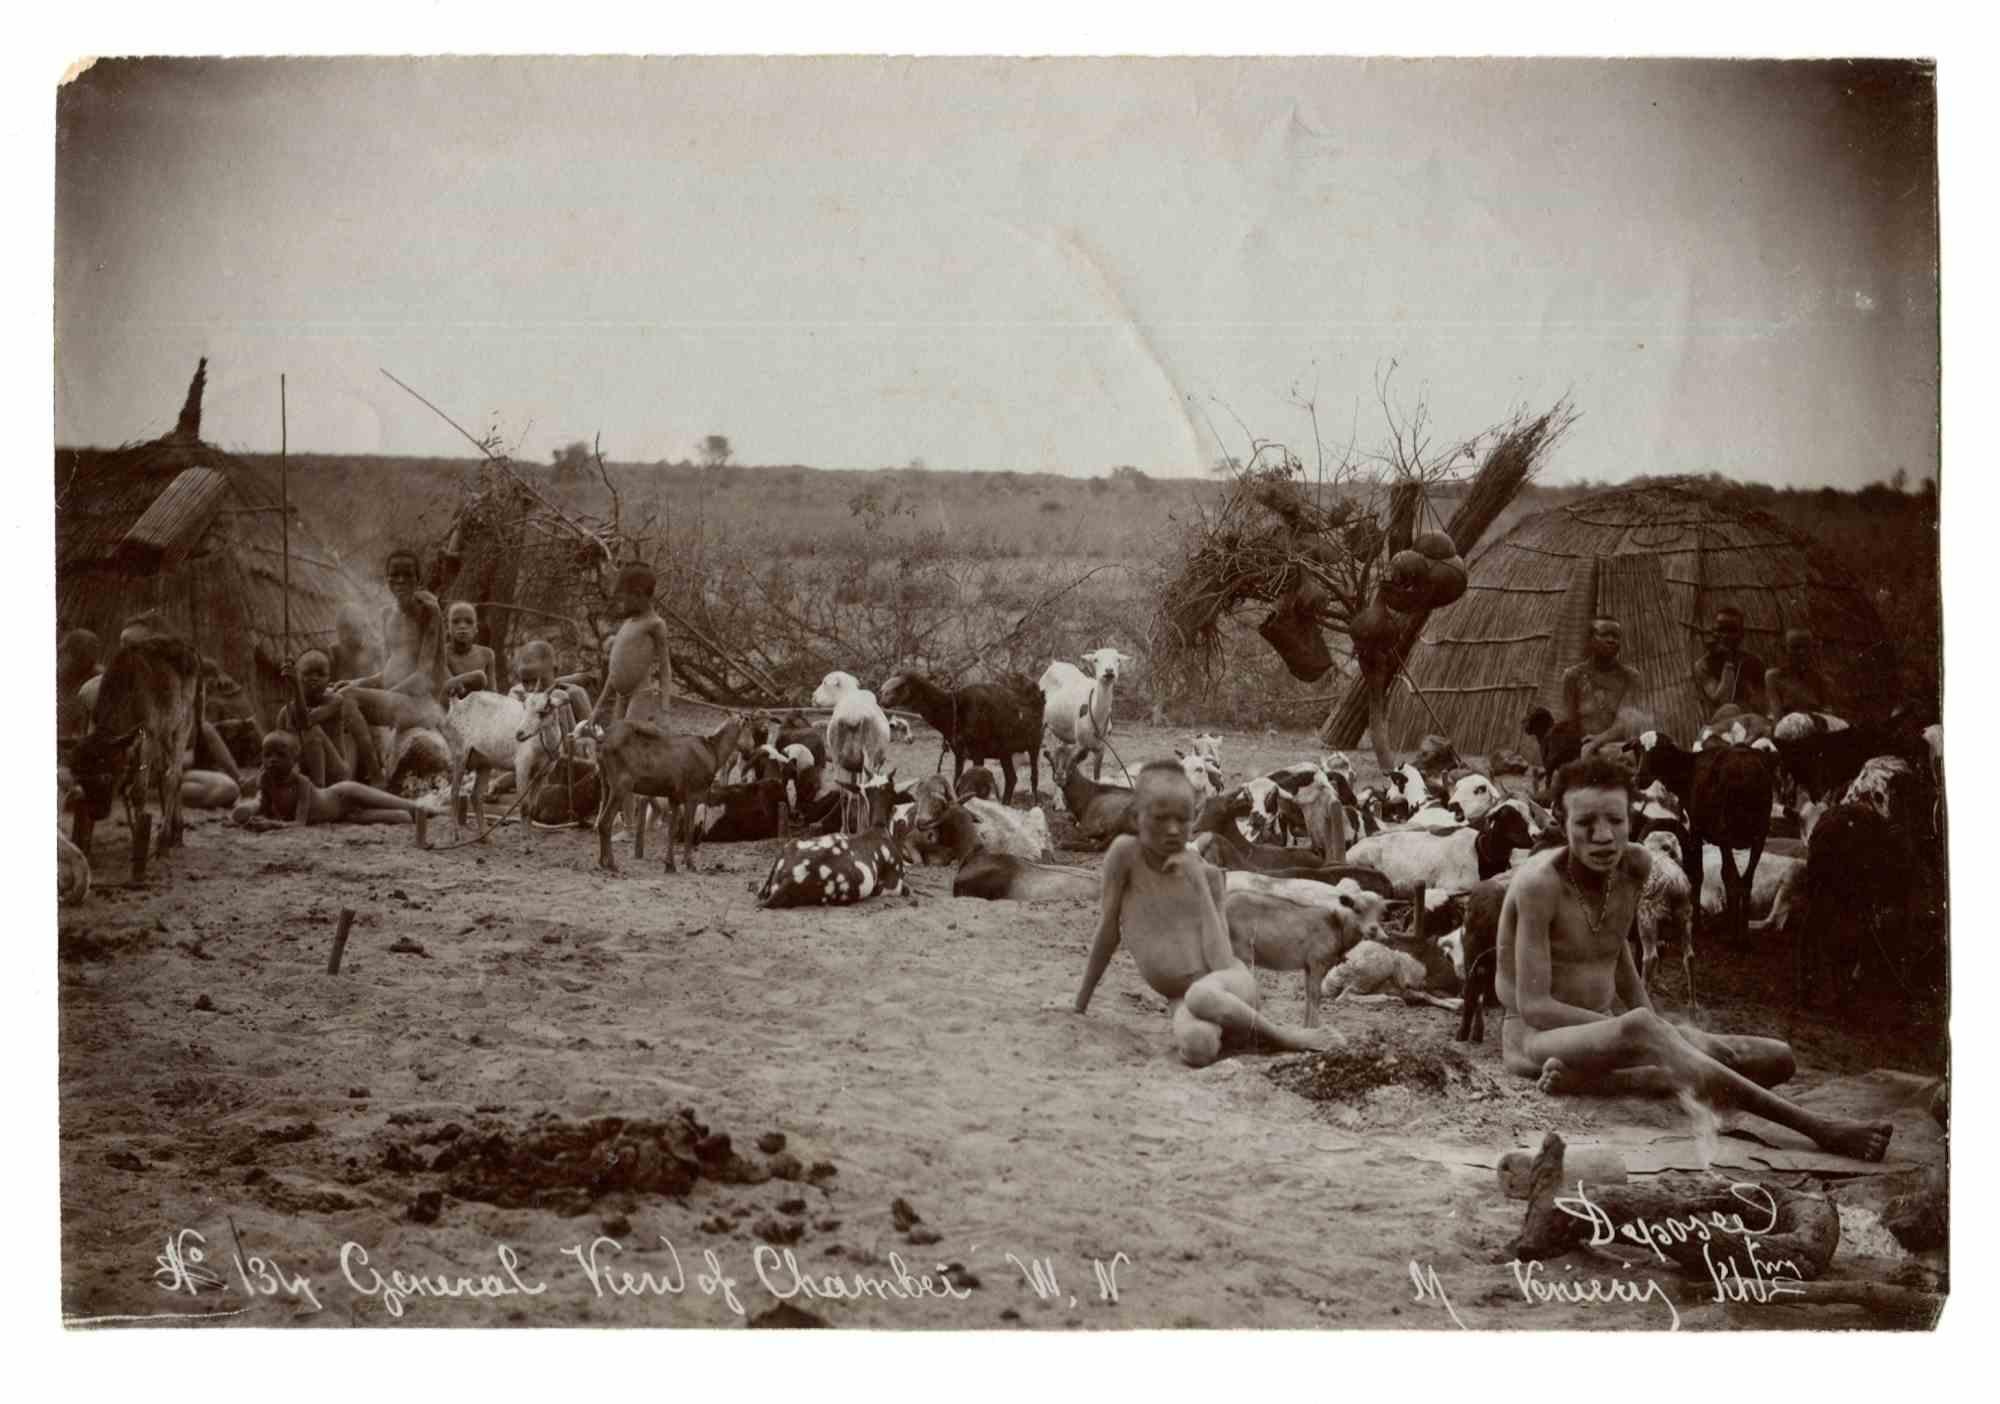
57, 723, 1931, 1330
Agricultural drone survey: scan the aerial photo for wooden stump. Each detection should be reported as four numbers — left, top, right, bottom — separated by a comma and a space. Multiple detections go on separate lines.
326, 907, 357, 975
1513, 1131, 1839, 1281
130, 814, 154, 883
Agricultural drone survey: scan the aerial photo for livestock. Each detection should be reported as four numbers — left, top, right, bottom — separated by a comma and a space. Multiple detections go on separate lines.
815, 671, 893, 830
756, 769, 911, 908
956, 766, 999, 801
440, 691, 544, 836
593, 712, 747, 873
1698, 847, 1802, 923
1294, 769, 1347, 862
878, 670, 1043, 803
1038, 648, 1134, 781
1794, 801, 1915, 1009
1193, 788, 1365, 877
911, 792, 1055, 865
56, 766, 90, 905
1344, 799, 1540, 897
1446, 774, 1501, 825
64, 634, 204, 859
1632, 731, 1773, 945
692, 777, 792, 843
1635, 830, 1696, 996
1222, 872, 1394, 925
1321, 941, 1449, 1006
1175, 750, 1222, 802
1223, 890, 1369, 1027
952, 850, 1098, 902
1186, 732, 1223, 764
888, 716, 914, 745
1769, 719, 1908, 807
1044, 745, 1139, 847
1522, 705, 1583, 784
1439, 875, 1512, 1042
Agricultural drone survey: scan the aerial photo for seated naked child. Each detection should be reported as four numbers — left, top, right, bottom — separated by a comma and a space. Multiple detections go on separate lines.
232, 731, 437, 831
1498, 753, 1892, 1162
276, 650, 384, 786
1074, 761, 1338, 1066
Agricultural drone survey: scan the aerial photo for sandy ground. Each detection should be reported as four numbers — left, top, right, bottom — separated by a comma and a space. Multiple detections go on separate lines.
56, 717, 1945, 1331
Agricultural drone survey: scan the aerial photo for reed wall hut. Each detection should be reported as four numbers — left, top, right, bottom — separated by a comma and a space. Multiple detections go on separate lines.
1378, 481, 1889, 753
55, 359, 366, 730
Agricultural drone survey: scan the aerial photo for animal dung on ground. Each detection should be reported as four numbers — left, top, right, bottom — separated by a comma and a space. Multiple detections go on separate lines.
1264, 1029, 1476, 1104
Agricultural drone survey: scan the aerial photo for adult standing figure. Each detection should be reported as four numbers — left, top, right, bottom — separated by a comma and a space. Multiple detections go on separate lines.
1560, 616, 1644, 757
1690, 605, 1767, 721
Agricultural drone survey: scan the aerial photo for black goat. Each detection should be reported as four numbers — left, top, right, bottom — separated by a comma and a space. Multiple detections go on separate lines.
1795, 801, 1914, 1009
1523, 705, 1582, 787
1632, 732, 1773, 944
880, 671, 1043, 803
1450, 877, 1510, 1043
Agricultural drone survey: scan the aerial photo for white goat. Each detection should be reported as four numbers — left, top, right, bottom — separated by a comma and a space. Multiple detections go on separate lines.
961, 797, 1056, 862
1637, 830, 1696, 995
813, 670, 891, 832
1174, 748, 1223, 800
1186, 732, 1223, 765
1039, 647, 1133, 782
1295, 769, 1347, 861
441, 691, 549, 835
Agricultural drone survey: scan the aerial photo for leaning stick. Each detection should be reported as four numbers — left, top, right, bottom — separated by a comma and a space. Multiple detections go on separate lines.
327, 907, 357, 975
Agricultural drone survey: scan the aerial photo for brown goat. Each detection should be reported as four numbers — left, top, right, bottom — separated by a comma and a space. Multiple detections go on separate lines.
595, 712, 746, 873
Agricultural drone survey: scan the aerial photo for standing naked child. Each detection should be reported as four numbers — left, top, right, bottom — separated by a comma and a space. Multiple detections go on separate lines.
591, 561, 674, 729
443, 601, 504, 698
276, 650, 384, 786
1073, 761, 1339, 1066
586, 562, 674, 836
231, 731, 437, 830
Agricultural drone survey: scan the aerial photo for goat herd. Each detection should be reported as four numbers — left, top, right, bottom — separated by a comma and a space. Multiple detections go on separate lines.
464, 646, 1944, 1040
56, 639, 1948, 1038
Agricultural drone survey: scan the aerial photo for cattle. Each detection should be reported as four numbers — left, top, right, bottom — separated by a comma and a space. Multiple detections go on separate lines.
757, 769, 911, 908
64, 634, 204, 860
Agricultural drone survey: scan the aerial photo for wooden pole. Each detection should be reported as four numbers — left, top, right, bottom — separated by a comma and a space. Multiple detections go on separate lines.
130, 814, 153, 883
327, 907, 356, 975
281, 375, 291, 666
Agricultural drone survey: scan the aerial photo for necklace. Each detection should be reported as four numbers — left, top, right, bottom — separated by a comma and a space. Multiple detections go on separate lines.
1563, 855, 1618, 935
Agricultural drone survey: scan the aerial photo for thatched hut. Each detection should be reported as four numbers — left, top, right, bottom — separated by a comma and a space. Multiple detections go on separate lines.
55, 359, 366, 729
1377, 480, 1889, 753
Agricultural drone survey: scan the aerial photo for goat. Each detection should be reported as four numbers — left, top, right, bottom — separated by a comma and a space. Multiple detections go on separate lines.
1635, 830, 1696, 996
1522, 705, 1582, 787
57, 765, 91, 905
594, 712, 746, 873
1295, 769, 1347, 862
1222, 866, 1397, 903
955, 766, 998, 801
692, 776, 792, 843
1173, 748, 1224, 801
1044, 745, 1138, 847
1344, 799, 1540, 897
1632, 731, 1773, 944
1186, 732, 1223, 765
953, 851, 1098, 902
757, 768, 911, 908
1223, 891, 1371, 1027
1039, 647, 1133, 781
878, 670, 1043, 803
441, 691, 544, 837
815, 671, 892, 831
65, 634, 204, 859
1439, 875, 1512, 1043
1794, 800, 1917, 1009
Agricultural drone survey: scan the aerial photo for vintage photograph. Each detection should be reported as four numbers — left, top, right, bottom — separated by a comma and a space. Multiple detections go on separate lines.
51, 54, 1945, 1331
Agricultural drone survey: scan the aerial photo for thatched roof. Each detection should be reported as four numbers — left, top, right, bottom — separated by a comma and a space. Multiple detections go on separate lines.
1379, 480, 1888, 753
55, 359, 366, 729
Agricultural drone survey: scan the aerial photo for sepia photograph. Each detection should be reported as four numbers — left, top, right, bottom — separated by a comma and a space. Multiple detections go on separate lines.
43, 37, 1955, 1342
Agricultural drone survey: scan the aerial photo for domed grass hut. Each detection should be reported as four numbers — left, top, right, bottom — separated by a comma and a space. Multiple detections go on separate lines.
1371, 480, 1890, 754
55, 358, 366, 729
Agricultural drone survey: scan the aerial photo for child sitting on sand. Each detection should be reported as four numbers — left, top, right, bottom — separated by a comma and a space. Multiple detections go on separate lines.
1074, 760, 1338, 1066
231, 731, 436, 830
277, 650, 384, 786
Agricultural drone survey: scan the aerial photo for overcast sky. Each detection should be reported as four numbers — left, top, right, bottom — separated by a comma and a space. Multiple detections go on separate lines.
55, 56, 1937, 487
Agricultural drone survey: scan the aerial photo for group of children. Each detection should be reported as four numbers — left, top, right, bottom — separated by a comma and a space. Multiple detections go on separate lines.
1073, 753, 1890, 1163
59, 551, 677, 837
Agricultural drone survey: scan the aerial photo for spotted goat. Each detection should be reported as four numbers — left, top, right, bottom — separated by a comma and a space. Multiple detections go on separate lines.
756, 768, 912, 908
